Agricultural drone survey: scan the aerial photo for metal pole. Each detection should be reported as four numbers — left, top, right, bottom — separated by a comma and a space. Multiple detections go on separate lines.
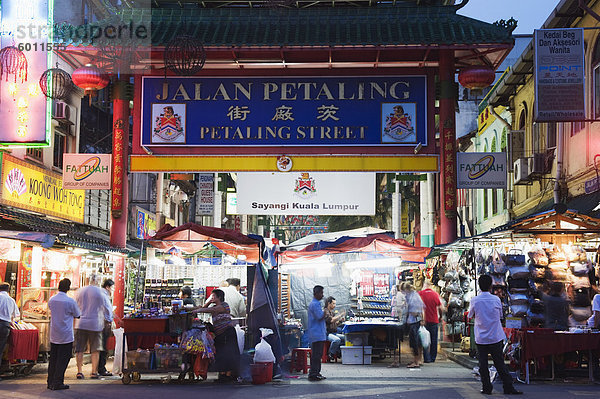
473, 237, 477, 296
133, 240, 144, 311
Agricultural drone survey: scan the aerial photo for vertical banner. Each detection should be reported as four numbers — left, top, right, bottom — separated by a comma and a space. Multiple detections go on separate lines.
534, 28, 585, 122
196, 173, 214, 215
111, 119, 125, 218
360, 270, 375, 297
442, 127, 457, 212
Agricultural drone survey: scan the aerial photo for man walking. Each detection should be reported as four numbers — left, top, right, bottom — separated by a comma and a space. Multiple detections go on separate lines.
307, 285, 327, 381
0, 282, 19, 379
222, 278, 246, 318
98, 278, 115, 377
468, 275, 522, 395
47, 279, 81, 390
74, 273, 113, 379
418, 280, 444, 363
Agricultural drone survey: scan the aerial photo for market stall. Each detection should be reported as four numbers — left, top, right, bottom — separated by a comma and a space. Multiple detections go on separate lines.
430, 210, 600, 381
279, 231, 431, 363
120, 223, 282, 383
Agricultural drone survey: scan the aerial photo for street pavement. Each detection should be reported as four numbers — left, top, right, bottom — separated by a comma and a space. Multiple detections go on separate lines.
0, 354, 598, 399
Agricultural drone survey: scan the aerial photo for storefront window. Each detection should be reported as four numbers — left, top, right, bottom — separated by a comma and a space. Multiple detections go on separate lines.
53, 129, 67, 169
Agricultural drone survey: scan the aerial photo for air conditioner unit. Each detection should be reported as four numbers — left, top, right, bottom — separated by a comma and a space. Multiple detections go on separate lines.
528, 152, 549, 177
53, 101, 71, 120
513, 158, 530, 185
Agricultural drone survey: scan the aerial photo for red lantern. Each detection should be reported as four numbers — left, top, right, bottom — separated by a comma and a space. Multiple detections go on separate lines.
71, 64, 109, 98
458, 66, 496, 90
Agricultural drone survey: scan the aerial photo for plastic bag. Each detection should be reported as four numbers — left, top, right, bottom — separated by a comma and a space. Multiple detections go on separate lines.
235, 324, 245, 355
418, 326, 430, 349
254, 328, 275, 363
112, 327, 127, 375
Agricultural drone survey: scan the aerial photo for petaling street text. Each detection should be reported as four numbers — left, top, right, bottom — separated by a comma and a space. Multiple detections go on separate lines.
197, 125, 367, 140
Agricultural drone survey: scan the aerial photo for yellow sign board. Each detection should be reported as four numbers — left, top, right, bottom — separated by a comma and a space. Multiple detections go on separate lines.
0, 154, 85, 223
478, 105, 506, 135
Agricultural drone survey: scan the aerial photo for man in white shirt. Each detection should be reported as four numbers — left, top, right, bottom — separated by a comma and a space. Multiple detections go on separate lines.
0, 282, 19, 377
74, 273, 113, 379
587, 293, 600, 328
47, 279, 81, 390
468, 275, 522, 395
222, 278, 246, 318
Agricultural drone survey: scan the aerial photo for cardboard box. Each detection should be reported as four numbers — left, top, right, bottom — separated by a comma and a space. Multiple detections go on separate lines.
341, 346, 372, 365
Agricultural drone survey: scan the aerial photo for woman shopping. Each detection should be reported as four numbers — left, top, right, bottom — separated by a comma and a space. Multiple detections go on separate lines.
191, 289, 240, 382
402, 282, 425, 368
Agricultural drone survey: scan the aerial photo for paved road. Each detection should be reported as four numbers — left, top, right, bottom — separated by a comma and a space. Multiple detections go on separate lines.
0, 357, 598, 399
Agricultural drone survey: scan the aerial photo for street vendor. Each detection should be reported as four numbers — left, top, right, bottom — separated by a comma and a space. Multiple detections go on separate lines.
323, 296, 345, 360
179, 286, 195, 306
191, 289, 239, 382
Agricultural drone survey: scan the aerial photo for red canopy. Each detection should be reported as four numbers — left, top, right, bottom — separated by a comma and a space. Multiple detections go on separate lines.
149, 223, 261, 262
280, 234, 431, 264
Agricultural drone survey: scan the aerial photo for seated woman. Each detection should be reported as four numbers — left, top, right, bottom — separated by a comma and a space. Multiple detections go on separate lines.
323, 296, 345, 360
179, 286, 195, 306
192, 289, 240, 382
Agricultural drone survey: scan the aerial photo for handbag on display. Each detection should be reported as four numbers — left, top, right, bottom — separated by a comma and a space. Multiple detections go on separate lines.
530, 299, 545, 314
531, 266, 546, 280
504, 249, 526, 266
507, 277, 529, 290
491, 274, 506, 287
572, 288, 591, 307
508, 292, 529, 306
546, 264, 569, 282
528, 249, 549, 266
570, 306, 592, 322
508, 265, 531, 279
510, 304, 529, 317
567, 245, 588, 263
570, 274, 591, 289
491, 252, 507, 274
570, 261, 591, 276
546, 247, 566, 262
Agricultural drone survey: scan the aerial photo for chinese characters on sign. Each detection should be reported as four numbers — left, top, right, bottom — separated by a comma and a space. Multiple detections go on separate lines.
142, 76, 428, 147
360, 270, 375, 297
442, 128, 456, 212
112, 120, 125, 218
374, 273, 390, 296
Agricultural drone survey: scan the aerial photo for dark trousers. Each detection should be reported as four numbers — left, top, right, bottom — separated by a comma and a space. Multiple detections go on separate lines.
47, 342, 73, 388
477, 341, 515, 392
98, 328, 110, 373
423, 323, 438, 362
309, 341, 325, 378
0, 320, 10, 366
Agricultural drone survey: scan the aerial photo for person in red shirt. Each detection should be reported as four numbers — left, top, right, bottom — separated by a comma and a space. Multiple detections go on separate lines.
418, 280, 445, 363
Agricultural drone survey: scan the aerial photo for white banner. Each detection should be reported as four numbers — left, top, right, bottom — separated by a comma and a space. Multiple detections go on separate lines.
62, 154, 111, 189
534, 28, 585, 122
456, 152, 507, 189
236, 172, 375, 215
196, 173, 214, 215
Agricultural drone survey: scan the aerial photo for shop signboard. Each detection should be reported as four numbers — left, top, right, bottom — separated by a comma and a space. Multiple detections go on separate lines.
585, 176, 599, 194
360, 270, 375, 297
141, 76, 427, 148
226, 192, 237, 215
196, 173, 214, 215
374, 273, 390, 296
236, 172, 375, 215
534, 28, 585, 122
62, 154, 112, 189
456, 152, 507, 189
0, 153, 85, 223
135, 207, 157, 239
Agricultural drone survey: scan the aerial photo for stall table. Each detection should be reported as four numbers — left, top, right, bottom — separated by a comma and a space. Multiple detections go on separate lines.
342, 320, 404, 361
1, 328, 39, 376
509, 328, 600, 383
122, 317, 177, 349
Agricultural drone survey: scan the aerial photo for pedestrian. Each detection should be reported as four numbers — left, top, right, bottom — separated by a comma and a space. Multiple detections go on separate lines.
388, 283, 407, 368
543, 281, 569, 331
47, 278, 81, 390
74, 273, 113, 380
98, 278, 116, 377
222, 278, 246, 318
587, 288, 600, 329
418, 279, 444, 363
307, 285, 327, 381
0, 282, 19, 379
468, 275, 522, 395
402, 282, 425, 368
323, 296, 345, 360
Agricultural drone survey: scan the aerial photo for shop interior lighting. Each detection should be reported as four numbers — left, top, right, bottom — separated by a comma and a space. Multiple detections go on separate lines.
279, 261, 334, 271
72, 248, 89, 255
344, 257, 403, 269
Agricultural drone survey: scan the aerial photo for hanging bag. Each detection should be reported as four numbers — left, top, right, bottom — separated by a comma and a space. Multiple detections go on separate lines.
418, 326, 431, 350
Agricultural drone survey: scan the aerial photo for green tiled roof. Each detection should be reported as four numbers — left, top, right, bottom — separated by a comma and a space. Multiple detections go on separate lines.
55, 5, 513, 47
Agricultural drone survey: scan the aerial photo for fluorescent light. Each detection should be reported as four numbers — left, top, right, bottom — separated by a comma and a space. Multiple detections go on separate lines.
344, 257, 402, 269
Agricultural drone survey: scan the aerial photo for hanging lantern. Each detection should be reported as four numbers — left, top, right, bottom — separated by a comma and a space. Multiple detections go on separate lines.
0, 46, 28, 83
71, 64, 109, 99
164, 35, 206, 76
39, 67, 73, 100
458, 66, 496, 90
